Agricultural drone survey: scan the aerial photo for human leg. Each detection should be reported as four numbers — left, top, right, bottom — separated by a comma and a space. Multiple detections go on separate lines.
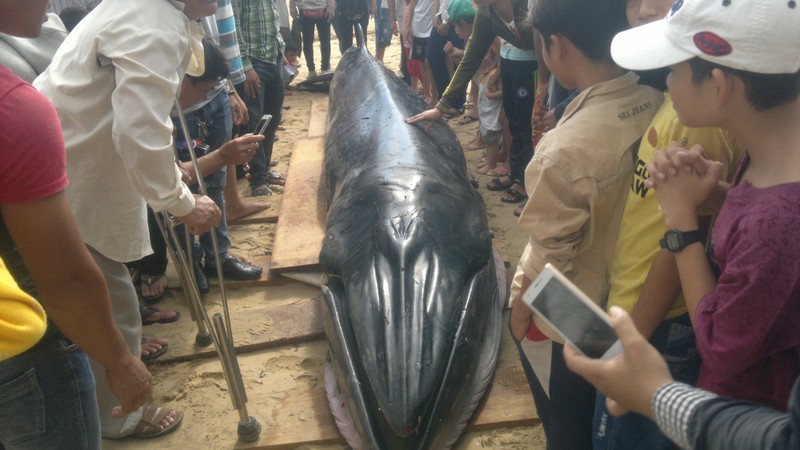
85, 247, 144, 438
223, 165, 271, 221
299, 14, 317, 73
593, 314, 700, 450
246, 58, 285, 195
0, 332, 101, 449
318, 17, 332, 71
333, 16, 352, 55
500, 57, 537, 197
517, 338, 595, 450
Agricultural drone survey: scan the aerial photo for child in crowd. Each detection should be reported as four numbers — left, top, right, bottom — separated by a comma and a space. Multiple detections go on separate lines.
507, 0, 663, 447
375, 0, 397, 63
594, 0, 745, 447
612, 0, 800, 412
474, 58, 507, 176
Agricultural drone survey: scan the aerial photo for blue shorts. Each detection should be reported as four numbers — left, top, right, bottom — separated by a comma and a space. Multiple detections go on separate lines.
376, 7, 393, 47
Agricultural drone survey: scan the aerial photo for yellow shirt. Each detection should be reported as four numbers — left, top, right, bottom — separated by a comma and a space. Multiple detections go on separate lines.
607, 94, 744, 317
0, 257, 46, 360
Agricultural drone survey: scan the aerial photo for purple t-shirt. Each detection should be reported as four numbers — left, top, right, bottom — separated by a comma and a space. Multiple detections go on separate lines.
695, 155, 800, 411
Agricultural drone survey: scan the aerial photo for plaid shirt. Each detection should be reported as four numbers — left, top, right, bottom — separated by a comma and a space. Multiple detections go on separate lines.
231, 0, 285, 72
652, 382, 717, 449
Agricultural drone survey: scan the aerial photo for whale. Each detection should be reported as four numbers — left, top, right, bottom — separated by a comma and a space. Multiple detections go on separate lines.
319, 28, 506, 450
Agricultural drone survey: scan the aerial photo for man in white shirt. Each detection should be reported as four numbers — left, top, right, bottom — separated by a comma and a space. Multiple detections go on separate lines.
35, 0, 221, 439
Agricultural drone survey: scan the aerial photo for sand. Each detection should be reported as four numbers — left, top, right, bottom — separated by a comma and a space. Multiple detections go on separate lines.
103, 23, 546, 450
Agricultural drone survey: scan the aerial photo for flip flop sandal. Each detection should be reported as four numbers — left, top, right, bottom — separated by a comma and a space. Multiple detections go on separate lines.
140, 337, 168, 362
140, 273, 167, 304
486, 165, 510, 177
456, 115, 479, 125
131, 405, 184, 438
486, 177, 513, 191
141, 305, 181, 326
251, 185, 273, 197
501, 188, 528, 204
267, 172, 286, 186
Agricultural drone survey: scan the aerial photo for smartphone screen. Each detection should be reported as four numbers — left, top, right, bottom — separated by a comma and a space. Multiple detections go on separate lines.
254, 114, 272, 136
523, 265, 620, 359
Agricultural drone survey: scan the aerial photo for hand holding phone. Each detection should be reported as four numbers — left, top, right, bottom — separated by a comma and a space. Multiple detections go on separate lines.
522, 264, 622, 359
253, 114, 272, 136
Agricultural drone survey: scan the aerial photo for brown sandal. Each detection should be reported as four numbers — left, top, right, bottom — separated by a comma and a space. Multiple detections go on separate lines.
130, 405, 184, 438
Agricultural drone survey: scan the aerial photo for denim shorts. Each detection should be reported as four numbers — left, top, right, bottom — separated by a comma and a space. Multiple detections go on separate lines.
376, 7, 393, 47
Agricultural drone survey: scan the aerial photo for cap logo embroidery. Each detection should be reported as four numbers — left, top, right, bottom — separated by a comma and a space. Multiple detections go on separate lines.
693, 32, 732, 56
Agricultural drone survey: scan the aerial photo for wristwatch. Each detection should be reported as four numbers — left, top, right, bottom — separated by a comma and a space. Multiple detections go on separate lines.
659, 229, 704, 253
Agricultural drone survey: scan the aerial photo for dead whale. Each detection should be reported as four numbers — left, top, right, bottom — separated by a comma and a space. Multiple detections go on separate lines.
319, 28, 506, 449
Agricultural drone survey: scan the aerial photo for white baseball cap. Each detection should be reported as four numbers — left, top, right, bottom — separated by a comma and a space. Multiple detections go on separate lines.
611, 0, 800, 74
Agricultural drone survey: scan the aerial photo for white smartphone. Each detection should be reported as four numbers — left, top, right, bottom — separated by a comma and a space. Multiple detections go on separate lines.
253, 114, 272, 136
522, 263, 622, 359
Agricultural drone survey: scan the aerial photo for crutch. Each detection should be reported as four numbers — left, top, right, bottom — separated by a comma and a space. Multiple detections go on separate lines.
154, 98, 261, 442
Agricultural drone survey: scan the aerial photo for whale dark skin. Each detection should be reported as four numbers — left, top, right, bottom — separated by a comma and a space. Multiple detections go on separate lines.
319, 28, 506, 450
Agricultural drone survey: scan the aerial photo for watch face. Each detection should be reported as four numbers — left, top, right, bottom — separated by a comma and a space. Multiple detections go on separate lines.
667, 233, 681, 250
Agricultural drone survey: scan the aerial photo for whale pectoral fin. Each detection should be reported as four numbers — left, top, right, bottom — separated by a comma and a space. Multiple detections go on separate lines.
321, 282, 382, 449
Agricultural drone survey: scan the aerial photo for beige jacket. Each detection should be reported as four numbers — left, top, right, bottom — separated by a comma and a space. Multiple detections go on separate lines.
511, 71, 663, 342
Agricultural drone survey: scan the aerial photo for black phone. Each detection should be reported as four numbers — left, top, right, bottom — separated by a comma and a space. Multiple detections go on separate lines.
522, 264, 622, 359
253, 114, 272, 136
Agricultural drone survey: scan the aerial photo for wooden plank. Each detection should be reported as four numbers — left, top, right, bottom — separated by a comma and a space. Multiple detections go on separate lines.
239, 331, 538, 449
145, 285, 324, 365
269, 137, 326, 272
307, 97, 329, 137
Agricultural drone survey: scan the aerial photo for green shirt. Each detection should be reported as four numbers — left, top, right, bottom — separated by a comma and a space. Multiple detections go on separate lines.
231, 0, 285, 71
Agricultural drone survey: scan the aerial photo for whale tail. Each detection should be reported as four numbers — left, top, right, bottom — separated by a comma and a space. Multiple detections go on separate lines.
355, 23, 365, 49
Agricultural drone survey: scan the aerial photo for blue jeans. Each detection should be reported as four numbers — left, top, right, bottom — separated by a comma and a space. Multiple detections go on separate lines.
593, 313, 700, 450
0, 332, 100, 449
236, 57, 284, 190
176, 91, 232, 265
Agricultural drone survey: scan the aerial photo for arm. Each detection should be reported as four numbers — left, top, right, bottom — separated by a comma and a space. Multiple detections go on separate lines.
565, 307, 800, 450
510, 155, 593, 340
631, 216, 710, 338
180, 133, 265, 185
1, 194, 151, 416
438, 12, 495, 109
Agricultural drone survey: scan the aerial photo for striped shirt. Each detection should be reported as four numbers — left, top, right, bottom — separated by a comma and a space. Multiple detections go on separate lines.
216, 0, 246, 85
231, 0, 285, 71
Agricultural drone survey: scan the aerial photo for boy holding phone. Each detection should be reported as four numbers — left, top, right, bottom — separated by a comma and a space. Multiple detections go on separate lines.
507, 0, 662, 447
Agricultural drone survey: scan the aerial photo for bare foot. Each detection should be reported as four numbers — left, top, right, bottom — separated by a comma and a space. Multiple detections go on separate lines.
140, 335, 168, 359
476, 163, 497, 175
226, 199, 271, 222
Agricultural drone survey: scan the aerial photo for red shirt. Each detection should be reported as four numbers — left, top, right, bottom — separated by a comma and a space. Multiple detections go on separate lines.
0, 65, 68, 203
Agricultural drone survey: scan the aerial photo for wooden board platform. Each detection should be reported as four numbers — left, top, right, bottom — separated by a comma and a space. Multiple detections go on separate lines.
268, 136, 327, 272
147, 287, 325, 365
236, 329, 538, 449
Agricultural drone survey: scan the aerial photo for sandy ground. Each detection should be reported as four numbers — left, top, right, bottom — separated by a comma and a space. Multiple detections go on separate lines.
104, 23, 545, 450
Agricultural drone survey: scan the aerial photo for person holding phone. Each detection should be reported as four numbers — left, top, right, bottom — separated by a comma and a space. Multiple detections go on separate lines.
565, 307, 800, 450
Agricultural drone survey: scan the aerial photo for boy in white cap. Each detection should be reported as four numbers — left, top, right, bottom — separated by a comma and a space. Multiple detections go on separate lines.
609, 0, 800, 412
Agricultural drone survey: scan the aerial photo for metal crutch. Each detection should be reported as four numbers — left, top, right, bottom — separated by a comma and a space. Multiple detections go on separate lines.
154, 98, 261, 442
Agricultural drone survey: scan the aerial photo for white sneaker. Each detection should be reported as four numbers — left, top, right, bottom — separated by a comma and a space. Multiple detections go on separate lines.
308, 70, 317, 78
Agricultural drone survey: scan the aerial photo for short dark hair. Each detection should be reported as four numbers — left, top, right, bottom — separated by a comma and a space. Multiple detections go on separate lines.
187, 38, 230, 83
531, 0, 629, 63
59, 6, 90, 32
688, 57, 800, 111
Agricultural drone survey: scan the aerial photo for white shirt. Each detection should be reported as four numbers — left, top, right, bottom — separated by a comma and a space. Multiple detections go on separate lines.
412, 0, 435, 38
35, 0, 200, 262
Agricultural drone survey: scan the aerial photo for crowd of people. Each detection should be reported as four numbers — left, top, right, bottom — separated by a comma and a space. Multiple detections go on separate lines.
0, 0, 799, 448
